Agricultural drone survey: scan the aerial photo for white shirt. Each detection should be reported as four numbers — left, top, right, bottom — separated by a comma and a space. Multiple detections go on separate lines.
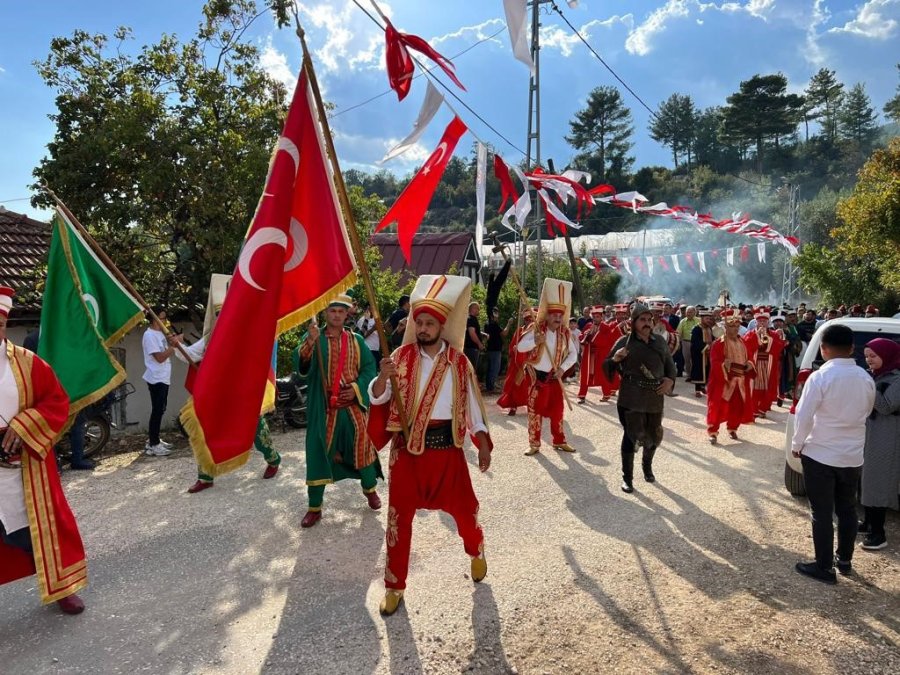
368, 342, 487, 435
790, 358, 875, 467
357, 317, 380, 351
517, 327, 579, 372
0, 343, 28, 534
142, 328, 171, 384
174, 335, 207, 363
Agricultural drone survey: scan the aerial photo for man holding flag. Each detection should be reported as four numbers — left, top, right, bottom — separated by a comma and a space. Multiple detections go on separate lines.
293, 295, 382, 528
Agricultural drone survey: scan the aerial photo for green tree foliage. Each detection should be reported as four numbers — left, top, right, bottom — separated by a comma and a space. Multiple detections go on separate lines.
566, 86, 634, 182
839, 83, 879, 146
721, 74, 804, 171
805, 68, 844, 144
649, 94, 697, 169
884, 64, 900, 124
32, 1, 288, 314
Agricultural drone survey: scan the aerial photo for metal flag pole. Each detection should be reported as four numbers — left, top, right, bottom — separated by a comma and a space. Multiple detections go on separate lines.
292, 11, 410, 441
41, 185, 198, 369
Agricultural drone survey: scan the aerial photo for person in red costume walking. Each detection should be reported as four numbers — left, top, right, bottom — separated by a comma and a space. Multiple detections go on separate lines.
706, 309, 756, 444
743, 309, 786, 418
577, 305, 617, 404
516, 279, 579, 455
0, 286, 87, 615
368, 275, 493, 617
496, 305, 536, 416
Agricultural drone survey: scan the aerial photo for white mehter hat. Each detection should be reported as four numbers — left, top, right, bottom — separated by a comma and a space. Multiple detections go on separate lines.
203, 274, 231, 336
402, 274, 472, 352
0, 286, 14, 317
537, 278, 572, 324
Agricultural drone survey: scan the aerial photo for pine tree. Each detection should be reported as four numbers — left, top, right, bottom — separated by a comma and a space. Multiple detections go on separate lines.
806, 68, 844, 144
883, 64, 900, 124
839, 83, 879, 144
566, 86, 634, 181
649, 94, 697, 169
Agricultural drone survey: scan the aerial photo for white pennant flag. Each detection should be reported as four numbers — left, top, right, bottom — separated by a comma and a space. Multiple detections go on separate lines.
474, 143, 487, 254
757, 243, 766, 262
503, 0, 535, 75
646, 256, 654, 277
698, 251, 706, 273
600, 257, 611, 269
671, 254, 681, 274
379, 81, 444, 163
622, 257, 633, 275
502, 164, 532, 231
727, 247, 734, 266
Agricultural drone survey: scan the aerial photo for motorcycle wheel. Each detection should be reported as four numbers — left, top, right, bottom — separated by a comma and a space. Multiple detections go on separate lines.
285, 406, 307, 428
82, 416, 111, 459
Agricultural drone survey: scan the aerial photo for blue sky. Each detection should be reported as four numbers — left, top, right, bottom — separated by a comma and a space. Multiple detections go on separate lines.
1, 0, 898, 220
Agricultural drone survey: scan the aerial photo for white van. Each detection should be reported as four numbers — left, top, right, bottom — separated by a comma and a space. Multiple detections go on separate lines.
783, 317, 900, 495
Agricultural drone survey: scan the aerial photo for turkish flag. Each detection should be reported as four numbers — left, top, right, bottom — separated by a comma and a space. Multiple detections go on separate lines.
376, 116, 468, 262
180, 64, 357, 478
384, 18, 465, 102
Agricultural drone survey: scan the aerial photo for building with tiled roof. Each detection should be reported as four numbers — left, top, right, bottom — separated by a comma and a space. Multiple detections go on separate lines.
0, 207, 51, 322
371, 232, 482, 283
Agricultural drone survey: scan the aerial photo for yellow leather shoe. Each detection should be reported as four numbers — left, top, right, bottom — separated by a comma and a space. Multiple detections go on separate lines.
379, 590, 404, 616
553, 443, 575, 453
524, 446, 540, 456
471, 554, 487, 583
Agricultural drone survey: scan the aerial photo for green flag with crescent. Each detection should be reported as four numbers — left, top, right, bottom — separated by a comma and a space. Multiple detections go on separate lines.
37, 209, 143, 416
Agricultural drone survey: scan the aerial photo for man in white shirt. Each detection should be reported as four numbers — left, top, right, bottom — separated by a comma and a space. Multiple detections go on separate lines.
517, 279, 579, 455
790, 323, 875, 583
356, 305, 381, 369
368, 275, 492, 617
142, 307, 181, 456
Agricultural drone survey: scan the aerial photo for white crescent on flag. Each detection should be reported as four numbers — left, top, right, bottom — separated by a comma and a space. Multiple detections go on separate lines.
237, 227, 288, 291
422, 142, 448, 175
283, 218, 309, 272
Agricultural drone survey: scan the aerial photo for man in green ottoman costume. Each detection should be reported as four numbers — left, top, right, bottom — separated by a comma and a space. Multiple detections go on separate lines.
294, 294, 383, 528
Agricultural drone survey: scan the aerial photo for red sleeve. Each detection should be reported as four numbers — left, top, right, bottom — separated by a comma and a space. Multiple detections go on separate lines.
9, 351, 70, 460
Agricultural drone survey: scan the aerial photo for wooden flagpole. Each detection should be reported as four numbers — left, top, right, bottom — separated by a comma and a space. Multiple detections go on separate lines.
292, 13, 410, 441
40, 185, 199, 369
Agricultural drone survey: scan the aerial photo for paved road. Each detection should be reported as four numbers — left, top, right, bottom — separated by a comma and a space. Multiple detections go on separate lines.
1, 383, 897, 674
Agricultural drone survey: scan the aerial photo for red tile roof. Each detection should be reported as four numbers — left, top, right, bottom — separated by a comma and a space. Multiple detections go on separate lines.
0, 207, 51, 319
371, 232, 480, 281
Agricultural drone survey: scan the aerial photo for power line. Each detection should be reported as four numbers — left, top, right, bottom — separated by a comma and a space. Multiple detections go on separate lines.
330, 26, 507, 119
349, 0, 527, 157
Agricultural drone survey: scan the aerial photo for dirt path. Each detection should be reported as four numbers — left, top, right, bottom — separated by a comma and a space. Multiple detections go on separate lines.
0, 385, 897, 674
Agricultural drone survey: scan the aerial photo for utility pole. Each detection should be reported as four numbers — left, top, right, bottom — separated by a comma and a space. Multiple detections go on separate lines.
780, 183, 801, 305
524, 0, 545, 296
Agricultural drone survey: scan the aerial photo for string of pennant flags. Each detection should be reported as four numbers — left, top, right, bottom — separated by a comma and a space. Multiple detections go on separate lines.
577, 241, 771, 277
360, 0, 799, 262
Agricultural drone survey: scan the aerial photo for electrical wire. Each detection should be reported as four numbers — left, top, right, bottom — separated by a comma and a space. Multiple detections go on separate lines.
349, 0, 527, 157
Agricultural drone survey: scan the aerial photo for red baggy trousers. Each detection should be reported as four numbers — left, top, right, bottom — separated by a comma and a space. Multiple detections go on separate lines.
384, 446, 483, 590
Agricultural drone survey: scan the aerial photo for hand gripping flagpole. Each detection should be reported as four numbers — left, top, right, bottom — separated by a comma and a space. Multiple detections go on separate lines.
293, 14, 411, 442
40, 184, 199, 370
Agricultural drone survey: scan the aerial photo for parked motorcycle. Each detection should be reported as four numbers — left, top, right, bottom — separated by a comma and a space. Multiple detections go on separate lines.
274, 373, 307, 431
55, 382, 135, 463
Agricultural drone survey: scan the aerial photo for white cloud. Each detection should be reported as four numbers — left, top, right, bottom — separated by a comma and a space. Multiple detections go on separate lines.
541, 15, 634, 57
298, 0, 394, 73
804, 0, 832, 66
259, 39, 297, 91
828, 0, 899, 40
431, 18, 505, 47
625, 1, 785, 56
0, 65, 5, 73
333, 128, 433, 171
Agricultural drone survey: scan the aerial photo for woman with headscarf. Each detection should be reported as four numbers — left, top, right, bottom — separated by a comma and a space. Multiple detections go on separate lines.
859, 338, 900, 551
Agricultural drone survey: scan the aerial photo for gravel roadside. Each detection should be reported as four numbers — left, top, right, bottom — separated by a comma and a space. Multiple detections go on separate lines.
0, 385, 897, 674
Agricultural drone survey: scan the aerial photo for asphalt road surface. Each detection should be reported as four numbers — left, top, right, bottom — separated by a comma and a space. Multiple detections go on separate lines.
1, 382, 897, 674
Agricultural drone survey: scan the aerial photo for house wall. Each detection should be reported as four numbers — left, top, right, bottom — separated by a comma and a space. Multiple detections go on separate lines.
6, 322, 197, 435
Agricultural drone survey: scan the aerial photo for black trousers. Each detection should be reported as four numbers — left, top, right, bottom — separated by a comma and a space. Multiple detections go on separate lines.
864, 506, 887, 539
801, 455, 860, 568
147, 382, 169, 446
0, 521, 33, 553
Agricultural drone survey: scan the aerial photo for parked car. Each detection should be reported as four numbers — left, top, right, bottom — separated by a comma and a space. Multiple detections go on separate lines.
783, 317, 900, 496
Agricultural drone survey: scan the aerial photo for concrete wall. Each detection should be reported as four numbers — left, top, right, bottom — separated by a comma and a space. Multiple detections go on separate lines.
7, 322, 196, 435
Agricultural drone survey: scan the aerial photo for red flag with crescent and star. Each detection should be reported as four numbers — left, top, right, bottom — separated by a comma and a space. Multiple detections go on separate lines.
375, 115, 468, 262
179, 63, 357, 478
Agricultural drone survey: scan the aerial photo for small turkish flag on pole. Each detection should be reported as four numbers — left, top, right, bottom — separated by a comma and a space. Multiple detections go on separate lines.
376, 116, 468, 262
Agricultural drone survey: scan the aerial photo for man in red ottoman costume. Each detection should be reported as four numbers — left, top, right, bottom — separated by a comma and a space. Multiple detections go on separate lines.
577, 305, 617, 404
368, 275, 493, 617
707, 309, 756, 444
0, 286, 87, 614
743, 309, 786, 418
497, 305, 536, 416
